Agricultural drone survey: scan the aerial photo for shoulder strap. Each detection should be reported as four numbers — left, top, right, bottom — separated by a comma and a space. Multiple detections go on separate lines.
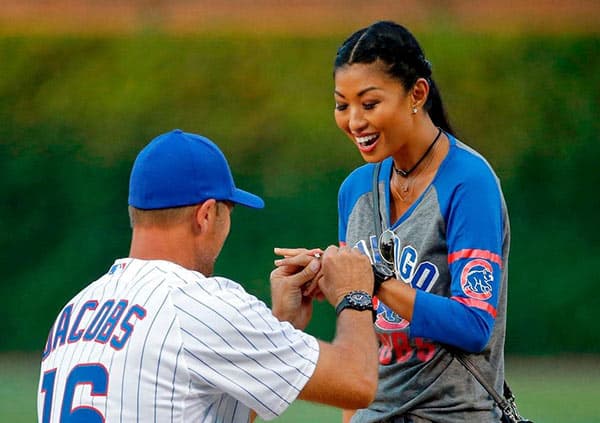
372, 162, 383, 237
452, 352, 508, 408
452, 351, 529, 422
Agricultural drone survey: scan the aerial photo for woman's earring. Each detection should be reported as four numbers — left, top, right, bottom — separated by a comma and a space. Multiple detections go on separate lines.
412, 106, 418, 114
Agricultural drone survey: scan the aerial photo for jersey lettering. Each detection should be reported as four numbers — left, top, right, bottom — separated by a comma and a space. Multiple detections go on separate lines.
96, 299, 128, 344
68, 300, 98, 343
411, 261, 439, 292
40, 369, 56, 423
376, 332, 436, 365
52, 305, 73, 351
40, 363, 108, 423
398, 247, 418, 281
356, 236, 440, 290
43, 299, 146, 359
84, 300, 115, 341
42, 327, 54, 361
61, 363, 108, 422
111, 305, 147, 350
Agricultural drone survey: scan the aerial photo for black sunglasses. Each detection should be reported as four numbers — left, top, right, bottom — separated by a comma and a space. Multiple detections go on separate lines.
378, 228, 396, 266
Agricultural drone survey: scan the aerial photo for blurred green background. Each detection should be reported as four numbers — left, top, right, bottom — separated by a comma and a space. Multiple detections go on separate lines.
1, 1, 599, 421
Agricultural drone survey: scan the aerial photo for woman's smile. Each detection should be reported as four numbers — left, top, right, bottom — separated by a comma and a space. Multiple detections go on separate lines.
355, 133, 380, 151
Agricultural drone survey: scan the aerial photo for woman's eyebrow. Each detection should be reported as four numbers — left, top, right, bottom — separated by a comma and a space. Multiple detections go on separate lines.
334, 86, 381, 98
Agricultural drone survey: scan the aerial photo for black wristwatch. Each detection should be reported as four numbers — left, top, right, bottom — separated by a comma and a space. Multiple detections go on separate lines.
335, 290, 374, 315
372, 263, 395, 295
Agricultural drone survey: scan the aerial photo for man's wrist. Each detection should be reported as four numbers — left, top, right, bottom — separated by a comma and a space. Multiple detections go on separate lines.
335, 290, 374, 315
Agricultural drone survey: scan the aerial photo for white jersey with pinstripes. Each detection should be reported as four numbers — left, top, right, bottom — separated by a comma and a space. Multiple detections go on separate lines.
37, 258, 319, 423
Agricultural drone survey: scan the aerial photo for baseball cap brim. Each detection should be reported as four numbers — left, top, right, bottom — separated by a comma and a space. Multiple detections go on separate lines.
229, 188, 265, 209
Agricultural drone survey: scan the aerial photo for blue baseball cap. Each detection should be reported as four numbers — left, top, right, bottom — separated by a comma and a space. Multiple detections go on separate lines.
128, 129, 264, 210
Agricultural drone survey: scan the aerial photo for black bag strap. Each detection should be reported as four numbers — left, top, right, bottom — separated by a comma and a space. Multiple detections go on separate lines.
453, 352, 506, 405
370, 163, 531, 423
451, 352, 530, 423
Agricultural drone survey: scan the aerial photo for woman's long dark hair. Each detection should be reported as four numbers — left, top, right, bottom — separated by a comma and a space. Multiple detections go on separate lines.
334, 21, 454, 136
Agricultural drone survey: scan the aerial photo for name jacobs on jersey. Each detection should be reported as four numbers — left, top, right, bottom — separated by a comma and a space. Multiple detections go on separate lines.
42, 299, 147, 361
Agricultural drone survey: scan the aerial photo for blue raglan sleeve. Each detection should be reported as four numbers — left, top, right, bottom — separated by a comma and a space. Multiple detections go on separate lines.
410, 154, 505, 352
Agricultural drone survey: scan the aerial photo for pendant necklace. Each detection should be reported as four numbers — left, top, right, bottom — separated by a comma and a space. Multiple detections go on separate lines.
393, 127, 443, 202
393, 127, 443, 177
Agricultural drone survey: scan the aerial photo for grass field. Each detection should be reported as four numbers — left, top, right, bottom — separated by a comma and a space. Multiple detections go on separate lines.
5, 353, 599, 422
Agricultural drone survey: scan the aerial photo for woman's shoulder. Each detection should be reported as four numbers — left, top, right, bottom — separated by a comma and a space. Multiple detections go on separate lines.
337, 160, 390, 215
445, 135, 500, 183
436, 135, 507, 221
339, 161, 378, 193
344, 161, 378, 180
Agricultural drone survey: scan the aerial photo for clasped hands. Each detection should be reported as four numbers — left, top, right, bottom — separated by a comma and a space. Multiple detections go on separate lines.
270, 246, 373, 330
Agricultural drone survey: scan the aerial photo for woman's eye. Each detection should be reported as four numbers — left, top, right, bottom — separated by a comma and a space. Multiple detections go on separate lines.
335, 103, 348, 111
363, 102, 378, 110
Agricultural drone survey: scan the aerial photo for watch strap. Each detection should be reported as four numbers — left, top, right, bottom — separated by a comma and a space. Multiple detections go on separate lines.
372, 263, 394, 295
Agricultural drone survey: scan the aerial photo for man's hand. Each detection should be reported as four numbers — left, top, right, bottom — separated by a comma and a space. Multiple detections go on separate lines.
274, 247, 324, 298
273, 247, 379, 410
317, 246, 374, 308
270, 250, 321, 330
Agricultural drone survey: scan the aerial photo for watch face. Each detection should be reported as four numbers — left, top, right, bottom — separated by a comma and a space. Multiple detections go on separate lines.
374, 263, 394, 278
336, 290, 373, 315
349, 291, 372, 307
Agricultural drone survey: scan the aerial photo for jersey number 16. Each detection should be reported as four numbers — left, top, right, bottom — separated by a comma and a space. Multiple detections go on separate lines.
40, 363, 108, 423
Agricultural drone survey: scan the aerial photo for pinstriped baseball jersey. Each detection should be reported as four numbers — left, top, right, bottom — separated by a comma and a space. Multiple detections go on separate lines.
339, 134, 509, 422
38, 258, 319, 423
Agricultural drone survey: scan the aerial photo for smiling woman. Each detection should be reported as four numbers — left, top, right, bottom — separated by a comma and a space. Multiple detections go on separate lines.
329, 21, 512, 423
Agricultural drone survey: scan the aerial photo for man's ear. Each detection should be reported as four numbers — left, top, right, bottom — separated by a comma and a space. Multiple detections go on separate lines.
193, 199, 217, 234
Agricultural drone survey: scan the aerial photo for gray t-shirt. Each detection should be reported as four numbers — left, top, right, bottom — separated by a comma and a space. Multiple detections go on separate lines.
338, 136, 509, 422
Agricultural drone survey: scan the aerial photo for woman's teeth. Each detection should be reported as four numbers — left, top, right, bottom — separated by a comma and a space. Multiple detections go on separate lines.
356, 134, 379, 147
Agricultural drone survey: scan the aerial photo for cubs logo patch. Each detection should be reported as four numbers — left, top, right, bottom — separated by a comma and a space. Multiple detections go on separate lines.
460, 259, 493, 300
373, 297, 410, 331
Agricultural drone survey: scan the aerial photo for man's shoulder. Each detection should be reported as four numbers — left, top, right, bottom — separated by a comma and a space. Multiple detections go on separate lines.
103, 258, 251, 304
114, 258, 207, 286
165, 268, 249, 304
